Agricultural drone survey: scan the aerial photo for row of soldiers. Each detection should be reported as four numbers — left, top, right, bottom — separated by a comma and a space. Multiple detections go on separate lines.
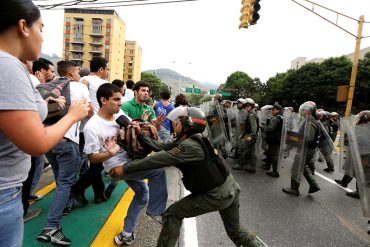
200, 95, 365, 197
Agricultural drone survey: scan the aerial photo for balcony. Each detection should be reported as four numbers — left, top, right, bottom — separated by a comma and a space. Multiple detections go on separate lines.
89, 42, 103, 46
71, 39, 84, 44
89, 50, 103, 54
89, 32, 103, 37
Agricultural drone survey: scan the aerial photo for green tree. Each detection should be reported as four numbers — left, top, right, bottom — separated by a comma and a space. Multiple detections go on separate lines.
224, 71, 254, 98
141, 72, 166, 99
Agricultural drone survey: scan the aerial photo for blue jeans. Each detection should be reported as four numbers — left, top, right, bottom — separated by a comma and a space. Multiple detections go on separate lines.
31, 156, 44, 193
44, 140, 80, 228
158, 126, 171, 143
0, 187, 23, 247
121, 168, 168, 233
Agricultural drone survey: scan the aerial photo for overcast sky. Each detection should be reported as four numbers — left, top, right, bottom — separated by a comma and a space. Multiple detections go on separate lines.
39, 0, 370, 85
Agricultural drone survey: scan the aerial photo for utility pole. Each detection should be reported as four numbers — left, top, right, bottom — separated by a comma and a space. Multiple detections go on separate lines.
345, 16, 364, 117
291, 0, 367, 116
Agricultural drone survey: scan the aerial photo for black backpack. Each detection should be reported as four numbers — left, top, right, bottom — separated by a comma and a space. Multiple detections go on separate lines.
36, 77, 71, 125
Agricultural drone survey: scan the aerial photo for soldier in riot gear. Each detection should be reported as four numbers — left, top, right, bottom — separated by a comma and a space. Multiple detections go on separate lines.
109, 106, 267, 247
328, 112, 339, 142
201, 94, 229, 159
336, 110, 370, 198
282, 101, 321, 196
259, 105, 273, 164
233, 98, 259, 172
317, 111, 336, 173
261, 104, 283, 178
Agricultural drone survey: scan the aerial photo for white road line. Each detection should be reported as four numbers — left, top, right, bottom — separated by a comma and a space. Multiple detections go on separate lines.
183, 189, 199, 247
315, 171, 354, 193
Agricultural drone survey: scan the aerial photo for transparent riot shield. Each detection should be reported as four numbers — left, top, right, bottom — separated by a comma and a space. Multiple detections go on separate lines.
317, 121, 337, 154
256, 107, 273, 156
348, 122, 370, 216
202, 101, 228, 152
226, 108, 240, 155
339, 116, 356, 177
278, 112, 310, 183
200, 102, 210, 138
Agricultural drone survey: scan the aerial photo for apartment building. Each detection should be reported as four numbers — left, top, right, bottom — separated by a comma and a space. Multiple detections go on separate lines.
63, 8, 126, 80
123, 40, 142, 82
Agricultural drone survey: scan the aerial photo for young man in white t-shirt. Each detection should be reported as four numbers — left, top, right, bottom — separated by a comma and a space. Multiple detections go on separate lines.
37, 61, 92, 245
80, 56, 109, 114
83, 83, 168, 245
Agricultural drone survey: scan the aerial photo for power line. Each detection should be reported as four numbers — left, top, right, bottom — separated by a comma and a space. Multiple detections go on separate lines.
36, 0, 199, 9
291, 0, 357, 38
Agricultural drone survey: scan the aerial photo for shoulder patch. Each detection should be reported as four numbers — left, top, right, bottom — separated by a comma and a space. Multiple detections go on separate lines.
168, 146, 184, 156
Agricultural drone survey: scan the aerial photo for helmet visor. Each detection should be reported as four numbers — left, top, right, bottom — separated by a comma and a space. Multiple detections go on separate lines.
166, 106, 188, 123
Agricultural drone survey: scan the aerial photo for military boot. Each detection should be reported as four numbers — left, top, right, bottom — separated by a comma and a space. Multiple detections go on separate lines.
346, 183, 360, 199
282, 179, 300, 196
335, 175, 353, 188
323, 161, 334, 173
303, 167, 320, 194
242, 232, 268, 247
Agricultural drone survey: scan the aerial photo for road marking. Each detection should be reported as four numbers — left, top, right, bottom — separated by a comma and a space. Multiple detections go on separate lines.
183, 189, 199, 247
315, 171, 354, 193
91, 187, 134, 247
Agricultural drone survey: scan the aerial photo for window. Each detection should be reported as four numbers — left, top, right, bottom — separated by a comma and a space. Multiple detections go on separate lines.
92, 19, 102, 34
128, 62, 133, 66
105, 45, 110, 49
130, 56, 134, 60
128, 69, 133, 73
107, 19, 111, 24
66, 26, 70, 31
72, 53, 82, 59
91, 45, 101, 51
91, 37, 102, 43
106, 27, 111, 33
129, 50, 134, 54
128, 75, 132, 79
66, 17, 71, 22
72, 44, 83, 51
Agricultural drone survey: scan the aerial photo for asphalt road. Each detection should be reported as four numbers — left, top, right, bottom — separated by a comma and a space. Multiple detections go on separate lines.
187, 154, 370, 247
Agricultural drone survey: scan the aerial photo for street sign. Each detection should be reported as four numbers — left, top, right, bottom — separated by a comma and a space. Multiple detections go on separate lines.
185, 87, 193, 93
194, 88, 201, 94
210, 90, 231, 97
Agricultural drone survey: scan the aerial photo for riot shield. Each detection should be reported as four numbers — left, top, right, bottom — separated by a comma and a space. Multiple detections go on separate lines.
317, 121, 337, 154
200, 102, 210, 138
278, 112, 310, 183
226, 108, 240, 155
339, 116, 356, 177
256, 107, 273, 156
202, 101, 228, 150
348, 122, 370, 216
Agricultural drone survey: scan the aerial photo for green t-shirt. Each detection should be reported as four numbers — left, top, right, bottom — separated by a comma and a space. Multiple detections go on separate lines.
121, 98, 156, 122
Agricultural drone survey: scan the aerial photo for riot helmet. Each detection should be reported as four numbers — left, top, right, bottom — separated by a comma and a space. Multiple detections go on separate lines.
329, 112, 339, 119
244, 98, 255, 107
298, 101, 317, 116
316, 110, 329, 121
167, 106, 207, 134
356, 110, 370, 125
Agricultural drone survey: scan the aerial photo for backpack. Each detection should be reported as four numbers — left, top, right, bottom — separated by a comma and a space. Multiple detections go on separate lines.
120, 119, 159, 159
36, 77, 71, 125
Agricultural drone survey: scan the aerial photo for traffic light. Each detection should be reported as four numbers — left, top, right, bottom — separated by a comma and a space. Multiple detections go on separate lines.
239, 0, 252, 29
249, 0, 261, 25
238, 0, 261, 29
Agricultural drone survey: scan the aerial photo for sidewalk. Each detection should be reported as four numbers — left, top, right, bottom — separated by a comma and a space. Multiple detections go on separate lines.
25, 166, 182, 247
